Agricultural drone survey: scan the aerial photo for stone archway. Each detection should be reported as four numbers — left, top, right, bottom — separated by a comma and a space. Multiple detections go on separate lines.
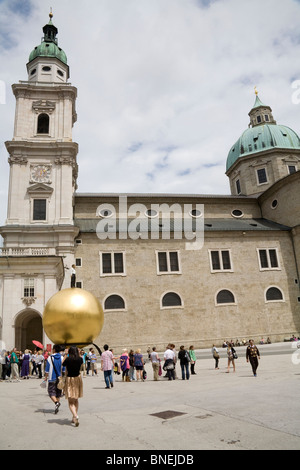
14, 309, 43, 351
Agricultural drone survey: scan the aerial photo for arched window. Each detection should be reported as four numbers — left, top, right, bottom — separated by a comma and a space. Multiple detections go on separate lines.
37, 113, 49, 134
162, 292, 182, 308
104, 294, 125, 310
216, 289, 235, 304
266, 287, 283, 302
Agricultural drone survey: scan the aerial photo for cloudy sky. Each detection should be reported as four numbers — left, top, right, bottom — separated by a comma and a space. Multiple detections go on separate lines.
0, 0, 300, 228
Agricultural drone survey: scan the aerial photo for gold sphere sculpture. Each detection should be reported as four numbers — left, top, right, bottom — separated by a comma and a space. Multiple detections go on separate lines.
43, 288, 104, 346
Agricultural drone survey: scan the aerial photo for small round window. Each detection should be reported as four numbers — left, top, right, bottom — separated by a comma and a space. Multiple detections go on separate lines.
57, 69, 64, 77
231, 209, 244, 218
42, 66, 51, 72
30, 68, 36, 76
99, 209, 113, 218
189, 209, 202, 218
271, 199, 278, 209
145, 209, 158, 218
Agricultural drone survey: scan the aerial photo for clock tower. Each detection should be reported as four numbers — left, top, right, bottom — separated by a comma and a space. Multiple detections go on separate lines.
0, 13, 79, 349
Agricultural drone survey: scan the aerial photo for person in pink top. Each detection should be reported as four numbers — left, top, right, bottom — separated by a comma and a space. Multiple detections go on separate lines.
100, 344, 115, 389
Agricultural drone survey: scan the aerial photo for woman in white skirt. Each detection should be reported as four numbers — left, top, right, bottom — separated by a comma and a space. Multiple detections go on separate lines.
63, 346, 83, 426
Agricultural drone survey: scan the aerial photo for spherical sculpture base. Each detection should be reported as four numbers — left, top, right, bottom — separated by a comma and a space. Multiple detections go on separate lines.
43, 288, 104, 346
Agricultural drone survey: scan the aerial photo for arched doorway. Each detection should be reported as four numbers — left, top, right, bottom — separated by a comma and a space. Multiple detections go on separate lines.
14, 309, 43, 351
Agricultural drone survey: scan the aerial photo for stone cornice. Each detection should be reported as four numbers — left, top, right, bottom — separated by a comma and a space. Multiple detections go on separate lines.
5, 140, 78, 159
0, 224, 79, 237
12, 82, 77, 100
226, 147, 300, 176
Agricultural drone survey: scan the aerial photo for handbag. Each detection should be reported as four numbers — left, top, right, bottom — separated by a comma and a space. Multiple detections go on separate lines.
232, 348, 238, 360
163, 359, 174, 370
57, 375, 66, 390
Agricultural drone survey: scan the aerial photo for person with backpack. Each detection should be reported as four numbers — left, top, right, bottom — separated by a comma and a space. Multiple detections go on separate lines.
178, 345, 190, 380
120, 349, 130, 382
129, 349, 136, 381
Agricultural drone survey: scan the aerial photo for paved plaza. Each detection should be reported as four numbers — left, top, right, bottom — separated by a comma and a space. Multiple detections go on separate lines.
1, 342, 300, 451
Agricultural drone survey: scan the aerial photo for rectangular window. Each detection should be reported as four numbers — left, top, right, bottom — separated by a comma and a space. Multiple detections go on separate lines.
24, 278, 35, 297
100, 252, 125, 276
222, 250, 231, 270
269, 249, 279, 268
158, 252, 168, 272
211, 251, 221, 270
259, 249, 268, 269
33, 199, 47, 221
75, 258, 82, 267
236, 179, 241, 195
169, 252, 179, 272
156, 251, 180, 274
102, 253, 112, 273
210, 250, 232, 272
76, 281, 82, 288
258, 249, 280, 270
257, 168, 268, 185
114, 253, 124, 273
288, 165, 296, 174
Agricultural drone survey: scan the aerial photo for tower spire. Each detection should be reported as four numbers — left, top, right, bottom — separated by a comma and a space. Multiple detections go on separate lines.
43, 9, 58, 44
248, 89, 276, 127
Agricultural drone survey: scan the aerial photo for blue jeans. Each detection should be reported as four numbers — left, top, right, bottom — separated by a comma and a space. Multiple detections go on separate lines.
129, 366, 136, 381
181, 363, 190, 380
104, 369, 113, 387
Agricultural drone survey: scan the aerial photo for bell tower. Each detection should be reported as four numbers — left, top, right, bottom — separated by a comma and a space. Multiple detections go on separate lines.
2, 11, 78, 244
0, 12, 79, 349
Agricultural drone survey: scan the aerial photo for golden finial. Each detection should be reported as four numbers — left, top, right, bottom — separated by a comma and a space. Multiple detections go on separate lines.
49, 7, 53, 19
254, 86, 258, 96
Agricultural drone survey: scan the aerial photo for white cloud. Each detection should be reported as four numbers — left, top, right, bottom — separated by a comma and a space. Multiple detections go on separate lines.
0, 0, 300, 228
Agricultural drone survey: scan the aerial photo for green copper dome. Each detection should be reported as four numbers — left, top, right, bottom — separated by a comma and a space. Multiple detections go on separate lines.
29, 41, 67, 64
28, 14, 67, 65
226, 94, 300, 171
226, 124, 300, 171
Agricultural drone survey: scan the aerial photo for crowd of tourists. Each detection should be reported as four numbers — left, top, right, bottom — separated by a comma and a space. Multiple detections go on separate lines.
1, 339, 263, 426
0, 340, 263, 383
0, 347, 47, 381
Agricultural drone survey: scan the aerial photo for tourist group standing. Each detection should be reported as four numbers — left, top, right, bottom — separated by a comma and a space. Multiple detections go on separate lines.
1, 338, 263, 428
0, 347, 47, 381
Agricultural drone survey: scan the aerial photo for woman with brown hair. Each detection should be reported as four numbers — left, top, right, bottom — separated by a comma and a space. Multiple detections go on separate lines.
63, 346, 83, 426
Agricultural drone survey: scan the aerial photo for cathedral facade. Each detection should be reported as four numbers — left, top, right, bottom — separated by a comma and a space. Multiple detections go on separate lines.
0, 15, 299, 352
